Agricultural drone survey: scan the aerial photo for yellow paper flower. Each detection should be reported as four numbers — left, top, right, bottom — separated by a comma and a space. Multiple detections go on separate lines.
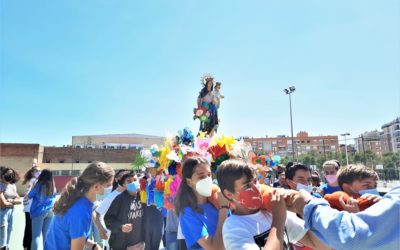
139, 190, 147, 203
198, 131, 207, 139
159, 142, 172, 171
212, 134, 236, 151
164, 177, 172, 195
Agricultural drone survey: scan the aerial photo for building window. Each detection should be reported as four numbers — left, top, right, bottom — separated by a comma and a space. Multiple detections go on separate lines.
45, 159, 51, 163
75, 160, 80, 163
61, 170, 70, 176
51, 170, 60, 176
71, 170, 80, 176
88, 160, 93, 163
59, 160, 65, 163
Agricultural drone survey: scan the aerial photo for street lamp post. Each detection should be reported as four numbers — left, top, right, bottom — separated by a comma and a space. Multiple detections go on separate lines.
284, 86, 296, 161
341, 133, 350, 165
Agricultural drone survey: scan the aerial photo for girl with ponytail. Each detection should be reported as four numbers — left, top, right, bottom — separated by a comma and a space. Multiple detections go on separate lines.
44, 162, 114, 250
175, 157, 229, 250
22, 166, 41, 250
28, 169, 56, 250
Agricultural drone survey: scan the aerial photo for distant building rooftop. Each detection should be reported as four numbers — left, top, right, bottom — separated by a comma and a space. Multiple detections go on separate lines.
381, 117, 400, 129
72, 133, 164, 139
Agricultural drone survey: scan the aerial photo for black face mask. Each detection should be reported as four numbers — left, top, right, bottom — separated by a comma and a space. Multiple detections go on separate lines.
4, 175, 13, 183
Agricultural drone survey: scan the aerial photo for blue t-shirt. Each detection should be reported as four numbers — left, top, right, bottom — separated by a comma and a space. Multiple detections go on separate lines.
28, 184, 56, 218
321, 183, 341, 195
180, 203, 219, 250
44, 197, 93, 250
0, 182, 6, 192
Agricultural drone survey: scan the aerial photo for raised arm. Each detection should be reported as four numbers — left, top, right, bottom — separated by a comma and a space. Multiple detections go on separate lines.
197, 192, 229, 250
93, 211, 108, 240
289, 188, 400, 249
264, 189, 286, 250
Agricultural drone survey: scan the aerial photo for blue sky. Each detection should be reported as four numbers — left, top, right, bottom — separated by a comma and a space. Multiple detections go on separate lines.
1, 0, 399, 146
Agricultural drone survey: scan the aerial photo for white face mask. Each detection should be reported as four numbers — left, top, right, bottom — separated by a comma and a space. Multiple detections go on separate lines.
195, 177, 213, 197
296, 183, 313, 193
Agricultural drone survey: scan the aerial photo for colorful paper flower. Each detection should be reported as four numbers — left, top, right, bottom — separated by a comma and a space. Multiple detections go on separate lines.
193, 107, 210, 122
230, 139, 253, 161
208, 145, 228, 159
212, 134, 236, 151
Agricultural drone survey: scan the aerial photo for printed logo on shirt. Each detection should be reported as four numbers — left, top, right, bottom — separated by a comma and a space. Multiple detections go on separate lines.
128, 199, 143, 220
253, 228, 291, 250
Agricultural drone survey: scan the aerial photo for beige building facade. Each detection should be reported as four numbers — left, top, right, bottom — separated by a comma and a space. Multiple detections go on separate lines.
72, 133, 164, 149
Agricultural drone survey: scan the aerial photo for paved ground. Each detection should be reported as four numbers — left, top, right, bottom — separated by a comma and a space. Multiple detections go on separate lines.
10, 205, 28, 250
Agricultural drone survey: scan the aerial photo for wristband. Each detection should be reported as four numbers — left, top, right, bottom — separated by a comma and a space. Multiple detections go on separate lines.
219, 205, 229, 210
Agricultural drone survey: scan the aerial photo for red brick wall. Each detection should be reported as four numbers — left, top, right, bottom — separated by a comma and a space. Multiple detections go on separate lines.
0, 143, 40, 157
54, 176, 75, 193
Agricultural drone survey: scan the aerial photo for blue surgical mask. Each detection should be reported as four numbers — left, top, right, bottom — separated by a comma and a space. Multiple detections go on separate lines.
127, 181, 140, 193
358, 188, 380, 196
296, 183, 313, 193
96, 186, 112, 201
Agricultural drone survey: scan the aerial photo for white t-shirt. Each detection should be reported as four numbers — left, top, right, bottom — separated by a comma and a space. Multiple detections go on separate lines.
177, 222, 185, 240
23, 178, 36, 212
95, 189, 122, 215
223, 210, 307, 250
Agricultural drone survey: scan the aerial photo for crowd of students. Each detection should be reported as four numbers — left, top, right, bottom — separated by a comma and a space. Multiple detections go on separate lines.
0, 157, 399, 250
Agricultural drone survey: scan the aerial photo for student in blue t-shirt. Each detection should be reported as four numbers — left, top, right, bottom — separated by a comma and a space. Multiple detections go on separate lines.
320, 160, 342, 195
28, 169, 56, 250
175, 157, 230, 250
44, 162, 115, 250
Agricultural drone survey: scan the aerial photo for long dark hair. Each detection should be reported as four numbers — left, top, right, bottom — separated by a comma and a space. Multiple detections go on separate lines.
34, 169, 55, 196
199, 79, 214, 99
23, 166, 41, 185
53, 162, 114, 215
112, 169, 128, 191
175, 157, 209, 215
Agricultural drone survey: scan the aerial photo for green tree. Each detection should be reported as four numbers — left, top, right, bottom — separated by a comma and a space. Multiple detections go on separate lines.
279, 151, 400, 180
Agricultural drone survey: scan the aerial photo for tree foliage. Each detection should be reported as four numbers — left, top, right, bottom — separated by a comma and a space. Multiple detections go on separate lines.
281, 151, 400, 180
